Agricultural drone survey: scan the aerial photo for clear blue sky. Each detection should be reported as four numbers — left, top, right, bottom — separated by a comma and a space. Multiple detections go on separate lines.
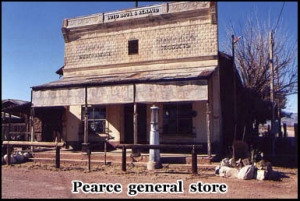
2, 1, 298, 113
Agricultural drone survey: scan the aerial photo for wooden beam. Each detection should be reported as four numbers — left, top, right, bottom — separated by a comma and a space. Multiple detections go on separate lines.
2, 141, 65, 147
117, 143, 202, 175
122, 145, 126, 171
191, 145, 198, 175
206, 102, 211, 159
114, 144, 203, 150
56, 146, 61, 168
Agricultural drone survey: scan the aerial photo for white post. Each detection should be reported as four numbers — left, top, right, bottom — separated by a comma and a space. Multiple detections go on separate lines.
147, 105, 161, 170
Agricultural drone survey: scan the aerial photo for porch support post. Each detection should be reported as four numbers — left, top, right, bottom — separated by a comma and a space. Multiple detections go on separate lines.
25, 114, 29, 141
206, 102, 211, 160
30, 107, 35, 152
133, 102, 138, 145
132, 84, 140, 156
8, 112, 11, 140
82, 87, 90, 152
84, 115, 88, 144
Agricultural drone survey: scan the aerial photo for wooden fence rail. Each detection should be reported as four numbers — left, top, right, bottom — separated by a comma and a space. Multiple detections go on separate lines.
2, 141, 65, 168
114, 144, 203, 175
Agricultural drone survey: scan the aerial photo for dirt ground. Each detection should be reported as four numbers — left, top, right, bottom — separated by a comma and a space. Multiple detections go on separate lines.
1, 162, 298, 199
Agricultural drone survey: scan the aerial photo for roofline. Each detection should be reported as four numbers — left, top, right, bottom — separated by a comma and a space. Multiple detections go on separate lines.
31, 76, 212, 91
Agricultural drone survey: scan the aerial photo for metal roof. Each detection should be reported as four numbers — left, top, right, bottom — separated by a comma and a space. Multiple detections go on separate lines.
2, 99, 29, 106
32, 66, 216, 90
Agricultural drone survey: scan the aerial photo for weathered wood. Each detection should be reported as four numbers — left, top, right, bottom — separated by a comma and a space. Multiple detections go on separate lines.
7, 145, 11, 166
87, 147, 91, 172
206, 102, 211, 159
135, 81, 208, 103
87, 85, 134, 104
133, 102, 138, 145
32, 88, 85, 107
191, 145, 198, 175
56, 146, 60, 168
9, 132, 31, 134
116, 144, 203, 175
8, 112, 11, 141
30, 108, 35, 152
84, 115, 88, 144
3, 141, 64, 168
122, 145, 126, 171
2, 141, 65, 147
115, 144, 203, 150
104, 141, 107, 165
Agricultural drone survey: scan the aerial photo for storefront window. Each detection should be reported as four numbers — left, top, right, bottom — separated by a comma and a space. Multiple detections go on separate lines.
82, 106, 106, 134
163, 103, 193, 135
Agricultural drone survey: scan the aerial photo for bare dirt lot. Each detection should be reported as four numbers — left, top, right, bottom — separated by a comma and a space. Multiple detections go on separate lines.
1, 162, 298, 199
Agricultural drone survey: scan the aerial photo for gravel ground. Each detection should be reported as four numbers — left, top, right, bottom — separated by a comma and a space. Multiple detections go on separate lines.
1, 162, 298, 199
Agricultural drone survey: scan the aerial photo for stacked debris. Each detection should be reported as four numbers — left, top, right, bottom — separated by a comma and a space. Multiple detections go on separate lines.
215, 157, 276, 181
2, 151, 32, 165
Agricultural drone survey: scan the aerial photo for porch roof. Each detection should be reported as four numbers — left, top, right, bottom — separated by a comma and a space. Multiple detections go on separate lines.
32, 66, 216, 90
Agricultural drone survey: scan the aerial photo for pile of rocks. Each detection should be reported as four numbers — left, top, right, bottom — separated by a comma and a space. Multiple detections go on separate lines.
2, 151, 32, 165
215, 157, 275, 181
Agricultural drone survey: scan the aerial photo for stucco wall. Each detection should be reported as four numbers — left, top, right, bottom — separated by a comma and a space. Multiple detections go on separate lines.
106, 104, 122, 143
65, 105, 81, 142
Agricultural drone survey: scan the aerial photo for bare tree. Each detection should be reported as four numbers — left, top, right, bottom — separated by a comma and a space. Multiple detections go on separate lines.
221, 8, 298, 136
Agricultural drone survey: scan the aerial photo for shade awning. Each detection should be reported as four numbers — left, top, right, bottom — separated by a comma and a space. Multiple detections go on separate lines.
32, 66, 216, 90
31, 66, 216, 107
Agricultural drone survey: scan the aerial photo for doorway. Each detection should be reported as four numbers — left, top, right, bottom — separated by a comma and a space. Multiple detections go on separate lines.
123, 104, 147, 144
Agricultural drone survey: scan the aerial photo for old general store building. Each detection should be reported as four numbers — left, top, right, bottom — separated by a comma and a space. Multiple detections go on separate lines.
31, 2, 243, 156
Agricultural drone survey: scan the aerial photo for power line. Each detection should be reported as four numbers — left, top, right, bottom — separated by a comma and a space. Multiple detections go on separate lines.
273, 2, 285, 32
270, 2, 285, 136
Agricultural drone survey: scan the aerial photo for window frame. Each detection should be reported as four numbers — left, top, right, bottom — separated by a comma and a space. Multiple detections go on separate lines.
162, 102, 194, 136
81, 105, 107, 134
128, 39, 139, 55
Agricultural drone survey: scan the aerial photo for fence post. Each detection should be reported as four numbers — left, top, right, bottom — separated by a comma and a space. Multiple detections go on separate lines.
191, 145, 198, 175
104, 141, 107, 165
122, 145, 126, 171
55, 146, 60, 168
294, 123, 298, 138
283, 123, 287, 137
87, 146, 91, 172
7, 144, 11, 166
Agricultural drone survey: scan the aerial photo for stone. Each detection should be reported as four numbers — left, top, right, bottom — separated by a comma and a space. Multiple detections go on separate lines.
237, 165, 255, 180
219, 166, 239, 178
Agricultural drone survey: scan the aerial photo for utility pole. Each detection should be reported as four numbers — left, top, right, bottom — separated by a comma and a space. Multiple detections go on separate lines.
276, 56, 282, 137
135, 1, 138, 8
232, 35, 241, 140
269, 31, 275, 136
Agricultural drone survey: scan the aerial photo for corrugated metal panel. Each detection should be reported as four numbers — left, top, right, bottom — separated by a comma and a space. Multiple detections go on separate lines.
32, 66, 216, 90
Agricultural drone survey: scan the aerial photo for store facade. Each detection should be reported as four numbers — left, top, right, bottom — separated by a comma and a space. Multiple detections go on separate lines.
31, 2, 234, 154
